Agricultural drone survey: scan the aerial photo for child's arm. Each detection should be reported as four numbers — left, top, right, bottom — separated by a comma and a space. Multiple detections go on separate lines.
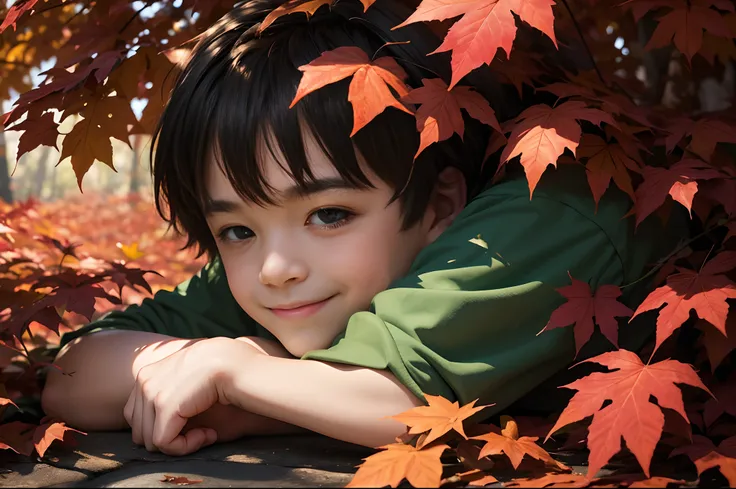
42, 330, 306, 439
123, 336, 423, 454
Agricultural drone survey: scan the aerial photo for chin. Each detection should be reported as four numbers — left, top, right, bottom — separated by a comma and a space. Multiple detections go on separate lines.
284, 338, 333, 358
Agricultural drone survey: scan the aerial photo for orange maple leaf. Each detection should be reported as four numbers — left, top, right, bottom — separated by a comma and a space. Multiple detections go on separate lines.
645, 0, 733, 64
290, 46, 412, 137
33, 420, 85, 458
402, 78, 501, 159
258, 0, 377, 33
546, 350, 710, 479
672, 434, 736, 486
576, 134, 640, 209
346, 442, 449, 488
472, 416, 568, 471
499, 101, 617, 198
0, 0, 40, 33
258, 0, 332, 33
630, 251, 736, 356
394, 0, 558, 88
389, 394, 492, 448
539, 273, 632, 357
503, 472, 590, 487
632, 157, 723, 227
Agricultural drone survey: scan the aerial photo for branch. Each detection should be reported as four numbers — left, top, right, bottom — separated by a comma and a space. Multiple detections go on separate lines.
119, 2, 150, 35
558, 0, 606, 86
0, 59, 33, 68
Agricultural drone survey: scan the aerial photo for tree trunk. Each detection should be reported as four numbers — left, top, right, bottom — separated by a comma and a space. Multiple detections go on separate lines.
32, 146, 52, 199
0, 130, 13, 204
129, 135, 142, 194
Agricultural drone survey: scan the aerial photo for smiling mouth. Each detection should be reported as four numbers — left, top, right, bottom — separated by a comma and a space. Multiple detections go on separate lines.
269, 296, 335, 318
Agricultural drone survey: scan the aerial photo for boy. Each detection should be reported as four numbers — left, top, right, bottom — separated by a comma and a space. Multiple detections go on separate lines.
42, 0, 670, 456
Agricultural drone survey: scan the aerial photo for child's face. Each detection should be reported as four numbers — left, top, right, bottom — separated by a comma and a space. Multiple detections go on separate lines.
204, 130, 434, 357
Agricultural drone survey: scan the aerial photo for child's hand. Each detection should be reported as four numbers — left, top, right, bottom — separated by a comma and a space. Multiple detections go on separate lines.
123, 337, 258, 456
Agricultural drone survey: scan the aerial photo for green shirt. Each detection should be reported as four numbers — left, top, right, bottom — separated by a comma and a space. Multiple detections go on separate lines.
58, 166, 676, 415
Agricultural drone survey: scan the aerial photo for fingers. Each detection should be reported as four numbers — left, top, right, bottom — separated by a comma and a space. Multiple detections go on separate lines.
142, 394, 158, 452
158, 427, 218, 456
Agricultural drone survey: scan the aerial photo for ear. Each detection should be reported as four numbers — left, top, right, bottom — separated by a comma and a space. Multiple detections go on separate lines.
423, 166, 467, 245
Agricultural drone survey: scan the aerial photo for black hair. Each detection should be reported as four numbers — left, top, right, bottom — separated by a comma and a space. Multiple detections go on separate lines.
151, 0, 521, 259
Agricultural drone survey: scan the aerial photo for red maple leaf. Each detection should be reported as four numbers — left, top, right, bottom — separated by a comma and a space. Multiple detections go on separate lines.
702, 377, 736, 427
401, 78, 501, 159
394, 0, 558, 88
631, 251, 736, 356
499, 101, 617, 198
665, 117, 736, 161
290, 46, 412, 136
10, 112, 60, 161
539, 273, 633, 356
633, 158, 723, 227
545, 350, 710, 478
576, 134, 640, 210
0, 0, 39, 33
672, 434, 736, 486
698, 315, 736, 372
0, 421, 36, 456
645, 0, 733, 64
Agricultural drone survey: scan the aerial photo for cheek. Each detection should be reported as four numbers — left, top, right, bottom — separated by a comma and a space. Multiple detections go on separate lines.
219, 252, 259, 309
327, 222, 420, 301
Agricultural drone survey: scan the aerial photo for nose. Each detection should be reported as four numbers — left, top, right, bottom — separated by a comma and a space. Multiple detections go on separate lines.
258, 249, 308, 287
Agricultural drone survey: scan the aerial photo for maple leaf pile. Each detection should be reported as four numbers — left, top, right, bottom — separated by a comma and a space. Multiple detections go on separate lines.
0, 193, 206, 457
1, 0, 736, 486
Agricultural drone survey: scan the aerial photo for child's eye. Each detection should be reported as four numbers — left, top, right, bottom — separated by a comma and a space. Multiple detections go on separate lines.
307, 208, 354, 229
218, 226, 254, 242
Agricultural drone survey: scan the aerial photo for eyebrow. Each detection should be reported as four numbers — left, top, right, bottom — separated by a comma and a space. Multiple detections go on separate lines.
204, 177, 359, 216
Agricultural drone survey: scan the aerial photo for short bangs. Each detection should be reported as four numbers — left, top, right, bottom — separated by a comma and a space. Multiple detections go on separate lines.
152, 0, 496, 259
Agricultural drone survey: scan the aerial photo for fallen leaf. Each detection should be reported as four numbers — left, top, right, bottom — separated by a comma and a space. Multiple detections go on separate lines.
346, 442, 449, 488
161, 474, 204, 485
389, 394, 491, 448
33, 421, 85, 458
473, 416, 568, 471
545, 350, 710, 479
503, 472, 590, 487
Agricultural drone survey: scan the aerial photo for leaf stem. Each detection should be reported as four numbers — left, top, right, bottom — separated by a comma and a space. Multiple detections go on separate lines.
619, 220, 726, 290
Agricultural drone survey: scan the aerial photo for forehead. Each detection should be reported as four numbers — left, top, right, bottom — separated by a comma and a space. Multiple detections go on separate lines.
204, 125, 374, 202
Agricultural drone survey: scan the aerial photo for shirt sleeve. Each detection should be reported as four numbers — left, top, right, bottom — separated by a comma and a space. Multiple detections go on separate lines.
301, 166, 660, 414
57, 257, 269, 350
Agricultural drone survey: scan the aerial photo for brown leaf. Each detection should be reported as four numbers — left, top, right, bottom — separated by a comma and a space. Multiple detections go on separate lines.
161, 474, 203, 485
